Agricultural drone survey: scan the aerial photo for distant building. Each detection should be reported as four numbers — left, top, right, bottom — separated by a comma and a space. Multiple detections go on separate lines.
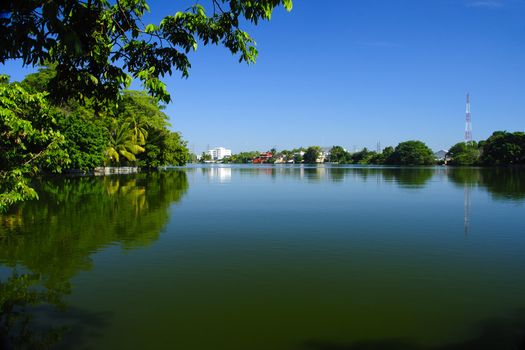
207, 147, 232, 160
252, 152, 273, 164
318, 147, 332, 163
433, 149, 449, 161
274, 155, 286, 164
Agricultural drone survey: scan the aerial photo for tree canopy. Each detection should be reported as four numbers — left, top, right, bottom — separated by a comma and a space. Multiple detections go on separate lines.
0, 68, 190, 212
386, 140, 435, 166
0, 77, 70, 210
479, 131, 525, 165
329, 146, 349, 164
303, 146, 321, 164
446, 142, 480, 166
0, 0, 292, 104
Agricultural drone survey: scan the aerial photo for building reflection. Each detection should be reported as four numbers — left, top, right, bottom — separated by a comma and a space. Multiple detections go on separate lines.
208, 167, 232, 182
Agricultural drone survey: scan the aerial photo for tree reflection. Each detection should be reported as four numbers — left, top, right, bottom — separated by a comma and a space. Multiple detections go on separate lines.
447, 167, 525, 201
0, 272, 67, 349
479, 168, 525, 201
381, 168, 434, 188
0, 170, 188, 348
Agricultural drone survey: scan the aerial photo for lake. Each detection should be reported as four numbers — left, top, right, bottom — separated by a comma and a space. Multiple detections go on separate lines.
1, 165, 525, 349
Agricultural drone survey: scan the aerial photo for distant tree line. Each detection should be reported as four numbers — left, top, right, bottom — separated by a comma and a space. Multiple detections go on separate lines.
210, 133, 525, 167
328, 141, 435, 165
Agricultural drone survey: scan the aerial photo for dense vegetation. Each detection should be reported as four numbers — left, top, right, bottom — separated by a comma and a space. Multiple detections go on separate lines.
445, 132, 525, 166
214, 133, 525, 167
217, 141, 436, 166
1, 1, 294, 212
1, 68, 189, 211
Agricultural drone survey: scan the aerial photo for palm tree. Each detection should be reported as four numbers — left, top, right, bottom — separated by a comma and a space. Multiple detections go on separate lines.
127, 113, 149, 146
106, 121, 144, 164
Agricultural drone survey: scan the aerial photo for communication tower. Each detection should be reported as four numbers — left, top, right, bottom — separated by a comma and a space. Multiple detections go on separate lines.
465, 93, 472, 144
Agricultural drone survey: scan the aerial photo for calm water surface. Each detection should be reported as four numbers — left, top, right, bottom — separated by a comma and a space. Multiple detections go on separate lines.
1, 166, 525, 349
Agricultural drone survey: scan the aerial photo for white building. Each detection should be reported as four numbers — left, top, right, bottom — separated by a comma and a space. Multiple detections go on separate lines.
207, 147, 232, 160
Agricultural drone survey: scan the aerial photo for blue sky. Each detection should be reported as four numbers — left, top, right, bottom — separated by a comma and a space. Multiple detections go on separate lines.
2, 0, 525, 153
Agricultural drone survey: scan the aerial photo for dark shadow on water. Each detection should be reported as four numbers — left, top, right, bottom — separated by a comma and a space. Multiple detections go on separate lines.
301, 309, 525, 350
0, 270, 112, 350
51, 307, 112, 350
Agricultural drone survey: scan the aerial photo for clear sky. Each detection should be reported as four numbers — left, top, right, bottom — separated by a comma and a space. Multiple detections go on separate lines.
2, 0, 525, 153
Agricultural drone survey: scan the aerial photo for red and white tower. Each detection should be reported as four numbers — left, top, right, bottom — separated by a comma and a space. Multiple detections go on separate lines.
465, 93, 472, 144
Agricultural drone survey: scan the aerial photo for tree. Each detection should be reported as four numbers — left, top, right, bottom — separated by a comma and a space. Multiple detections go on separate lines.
106, 121, 145, 164
114, 90, 189, 167
0, 0, 293, 104
56, 113, 108, 171
189, 153, 199, 163
386, 140, 435, 166
329, 146, 349, 163
479, 131, 525, 165
350, 148, 376, 164
200, 152, 212, 162
117, 90, 169, 142
382, 146, 394, 160
303, 146, 321, 164
157, 131, 190, 166
0, 77, 69, 211
293, 153, 303, 164
447, 142, 480, 166
227, 151, 259, 163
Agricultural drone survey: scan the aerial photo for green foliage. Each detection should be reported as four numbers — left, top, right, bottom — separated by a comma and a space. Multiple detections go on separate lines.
303, 146, 321, 164
200, 152, 213, 162
140, 130, 189, 167
20, 65, 57, 93
117, 91, 169, 135
447, 142, 480, 166
106, 120, 145, 164
222, 151, 258, 163
56, 113, 108, 170
0, 0, 293, 104
293, 153, 304, 164
0, 79, 69, 211
329, 146, 349, 163
328, 145, 396, 165
382, 146, 394, 160
350, 148, 378, 164
162, 132, 189, 166
387, 140, 435, 165
189, 153, 199, 163
479, 131, 525, 165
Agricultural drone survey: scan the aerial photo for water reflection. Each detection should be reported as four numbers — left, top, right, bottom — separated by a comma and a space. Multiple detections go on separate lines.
1, 166, 524, 348
0, 170, 189, 348
201, 166, 232, 183
201, 165, 525, 200
446, 167, 525, 201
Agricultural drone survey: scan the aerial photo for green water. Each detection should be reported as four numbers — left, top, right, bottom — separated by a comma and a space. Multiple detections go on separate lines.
1, 166, 525, 349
